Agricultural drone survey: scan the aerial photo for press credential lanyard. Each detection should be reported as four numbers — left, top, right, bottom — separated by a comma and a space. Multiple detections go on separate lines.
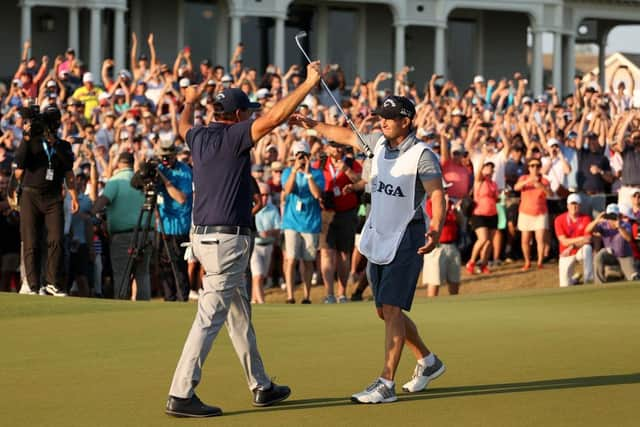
42, 140, 55, 181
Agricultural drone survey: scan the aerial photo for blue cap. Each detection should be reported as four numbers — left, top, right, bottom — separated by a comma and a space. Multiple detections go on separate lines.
213, 88, 260, 113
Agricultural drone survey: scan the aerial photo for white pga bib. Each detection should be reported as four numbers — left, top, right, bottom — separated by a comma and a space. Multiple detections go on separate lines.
358, 139, 427, 264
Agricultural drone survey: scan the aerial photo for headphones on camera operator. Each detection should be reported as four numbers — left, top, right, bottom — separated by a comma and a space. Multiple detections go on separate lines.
6, 105, 63, 212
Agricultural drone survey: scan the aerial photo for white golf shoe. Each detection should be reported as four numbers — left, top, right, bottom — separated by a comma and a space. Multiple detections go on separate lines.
402, 355, 446, 393
351, 379, 397, 404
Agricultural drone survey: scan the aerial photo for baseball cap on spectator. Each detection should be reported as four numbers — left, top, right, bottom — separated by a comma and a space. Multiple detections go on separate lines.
98, 92, 110, 101
119, 130, 129, 140
213, 88, 260, 113
451, 108, 464, 116
547, 138, 560, 147
156, 139, 177, 156
142, 111, 153, 119
104, 110, 116, 118
567, 193, 581, 205
12, 79, 23, 88
118, 152, 134, 165
473, 75, 485, 84
256, 88, 272, 99
567, 131, 578, 139
114, 88, 125, 97
271, 161, 284, 172
46, 80, 57, 88
292, 140, 310, 155
585, 131, 598, 139
125, 118, 137, 127
264, 144, 278, 153
451, 141, 465, 154
221, 74, 233, 85
47, 92, 57, 99
206, 79, 216, 87
605, 203, 620, 216
83, 72, 94, 83
522, 96, 533, 104
535, 95, 548, 104
201, 59, 212, 67
251, 164, 265, 173
119, 69, 133, 80
138, 53, 148, 61
372, 96, 416, 119
179, 78, 190, 88
66, 47, 75, 55
633, 188, 640, 197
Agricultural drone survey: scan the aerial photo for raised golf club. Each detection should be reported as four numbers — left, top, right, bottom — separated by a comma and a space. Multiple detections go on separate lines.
294, 31, 374, 158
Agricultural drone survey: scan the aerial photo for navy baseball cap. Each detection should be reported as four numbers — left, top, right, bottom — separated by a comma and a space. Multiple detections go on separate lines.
213, 88, 260, 113
372, 96, 416, 119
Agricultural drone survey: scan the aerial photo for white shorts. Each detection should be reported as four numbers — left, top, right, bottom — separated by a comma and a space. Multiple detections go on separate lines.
284, 230, 319, 261
422, 243, 461, 286
517, 212, 549, 232
250, 243, 274, 277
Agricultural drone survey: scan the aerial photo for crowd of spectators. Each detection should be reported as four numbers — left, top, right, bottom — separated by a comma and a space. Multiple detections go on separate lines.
1, 33, 639, 301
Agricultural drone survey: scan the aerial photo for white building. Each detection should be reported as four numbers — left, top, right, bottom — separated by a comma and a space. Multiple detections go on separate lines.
8, 0, 640, 95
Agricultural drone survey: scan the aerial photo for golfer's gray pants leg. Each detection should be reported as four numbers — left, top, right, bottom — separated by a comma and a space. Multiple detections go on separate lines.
169, 232, 270, 399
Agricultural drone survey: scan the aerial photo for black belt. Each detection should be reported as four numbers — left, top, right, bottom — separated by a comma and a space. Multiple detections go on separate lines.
193, 225, 252, 236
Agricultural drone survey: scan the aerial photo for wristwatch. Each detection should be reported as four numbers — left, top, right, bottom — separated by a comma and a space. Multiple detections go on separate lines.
305, 173, 313, 179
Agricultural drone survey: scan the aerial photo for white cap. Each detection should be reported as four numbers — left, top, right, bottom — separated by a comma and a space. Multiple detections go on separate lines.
46, 80, 57, 88
473, 75, 485, 84
522, 96, 533, 104
82, 72, 94, 83
605, 203, 620, 216
567, 193, 581, 205
12, 79, 22, 88
179, 78, 190, 88
256, 88, 271, 99
98, 92, 111, 102
547, 138, 560, 147
114, 88, 125, 97
451, 108, 463, 116
206, 79, 216, 86
221, 74, 233, 83
119, 130, 129, 140
125, 118, 137, 127
292, 140, 310, 155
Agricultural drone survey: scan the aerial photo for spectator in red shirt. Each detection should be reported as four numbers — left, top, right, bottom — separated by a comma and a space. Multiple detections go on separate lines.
423, 191, 462, 297
314, 142, 362, 303
554, 194, 593, 287
515, 158, 552, 270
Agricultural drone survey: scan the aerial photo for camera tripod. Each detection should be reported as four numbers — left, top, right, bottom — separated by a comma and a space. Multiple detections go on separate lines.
118, 184, 186, 300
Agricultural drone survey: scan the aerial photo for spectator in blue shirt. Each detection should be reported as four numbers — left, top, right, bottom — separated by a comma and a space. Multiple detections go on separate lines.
281, 140, 324, 303
250, 182, 281, 304
156, 140, 193, 301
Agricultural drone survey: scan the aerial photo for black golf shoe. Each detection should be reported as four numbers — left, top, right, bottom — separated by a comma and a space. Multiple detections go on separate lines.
252, 382, 291, 407
165, 394, 222, 418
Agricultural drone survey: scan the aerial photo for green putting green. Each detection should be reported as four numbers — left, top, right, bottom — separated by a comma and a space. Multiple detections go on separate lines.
1, 283, 639, 426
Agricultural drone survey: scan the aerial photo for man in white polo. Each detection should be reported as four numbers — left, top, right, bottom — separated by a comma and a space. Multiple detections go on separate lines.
290, 95, 446, 404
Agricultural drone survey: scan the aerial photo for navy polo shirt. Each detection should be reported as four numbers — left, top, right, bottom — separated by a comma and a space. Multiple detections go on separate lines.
187, 120, 254, 227
577, 149, 610, 193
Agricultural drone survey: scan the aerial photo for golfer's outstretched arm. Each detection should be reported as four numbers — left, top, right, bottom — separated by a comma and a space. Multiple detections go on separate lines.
251, 62, 321, 142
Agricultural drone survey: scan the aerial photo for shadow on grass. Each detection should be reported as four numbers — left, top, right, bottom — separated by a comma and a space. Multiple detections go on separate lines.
224, 373, 640, 416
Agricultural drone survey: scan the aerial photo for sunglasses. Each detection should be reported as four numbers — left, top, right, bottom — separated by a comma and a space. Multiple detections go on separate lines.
529, 163, 541, 168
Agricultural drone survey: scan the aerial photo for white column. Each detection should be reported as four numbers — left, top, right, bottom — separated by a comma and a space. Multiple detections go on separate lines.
316, 5, 329, 65
598, 33, 608, 91
564, 34, 576, 94
475, 11, 485, 78
21, 2, 31, 49
176, 0, 185, 53
552, 31, 563, 92
394, 24, 406, 74
230, 14, 242, 58
274, 16, 285, 72
356, 7, 367, 78
68, 7, 79, 54
114, 9, 126, 70
90, 7, 103, 77
434, 25, 446, 76
531, 29, 544, 96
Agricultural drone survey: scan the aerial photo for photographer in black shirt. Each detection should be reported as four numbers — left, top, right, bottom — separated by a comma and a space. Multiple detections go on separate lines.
14, 105, 78, 296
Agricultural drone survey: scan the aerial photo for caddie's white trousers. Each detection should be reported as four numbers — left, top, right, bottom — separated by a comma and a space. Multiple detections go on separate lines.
558, 244, 593, 288
169, 232, 271, 398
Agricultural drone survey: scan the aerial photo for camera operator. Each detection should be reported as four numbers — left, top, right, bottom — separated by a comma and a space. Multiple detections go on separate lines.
155, 140, 193, 301
14, 105, 79, 296
93, 152, 148, 300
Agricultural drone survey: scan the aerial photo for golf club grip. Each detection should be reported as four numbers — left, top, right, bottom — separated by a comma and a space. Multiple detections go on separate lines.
346, 118, 374, 159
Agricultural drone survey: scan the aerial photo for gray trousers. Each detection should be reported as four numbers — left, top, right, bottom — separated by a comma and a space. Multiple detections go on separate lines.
594, 249, 639, 284
111, 231, 151, 300
169, 232, 270, 398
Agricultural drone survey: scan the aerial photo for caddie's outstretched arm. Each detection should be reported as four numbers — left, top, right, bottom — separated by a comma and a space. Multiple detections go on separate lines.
288, 114, 358, 149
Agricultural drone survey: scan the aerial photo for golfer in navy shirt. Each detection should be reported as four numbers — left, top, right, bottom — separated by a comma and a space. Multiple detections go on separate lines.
166, 61, 322, 418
